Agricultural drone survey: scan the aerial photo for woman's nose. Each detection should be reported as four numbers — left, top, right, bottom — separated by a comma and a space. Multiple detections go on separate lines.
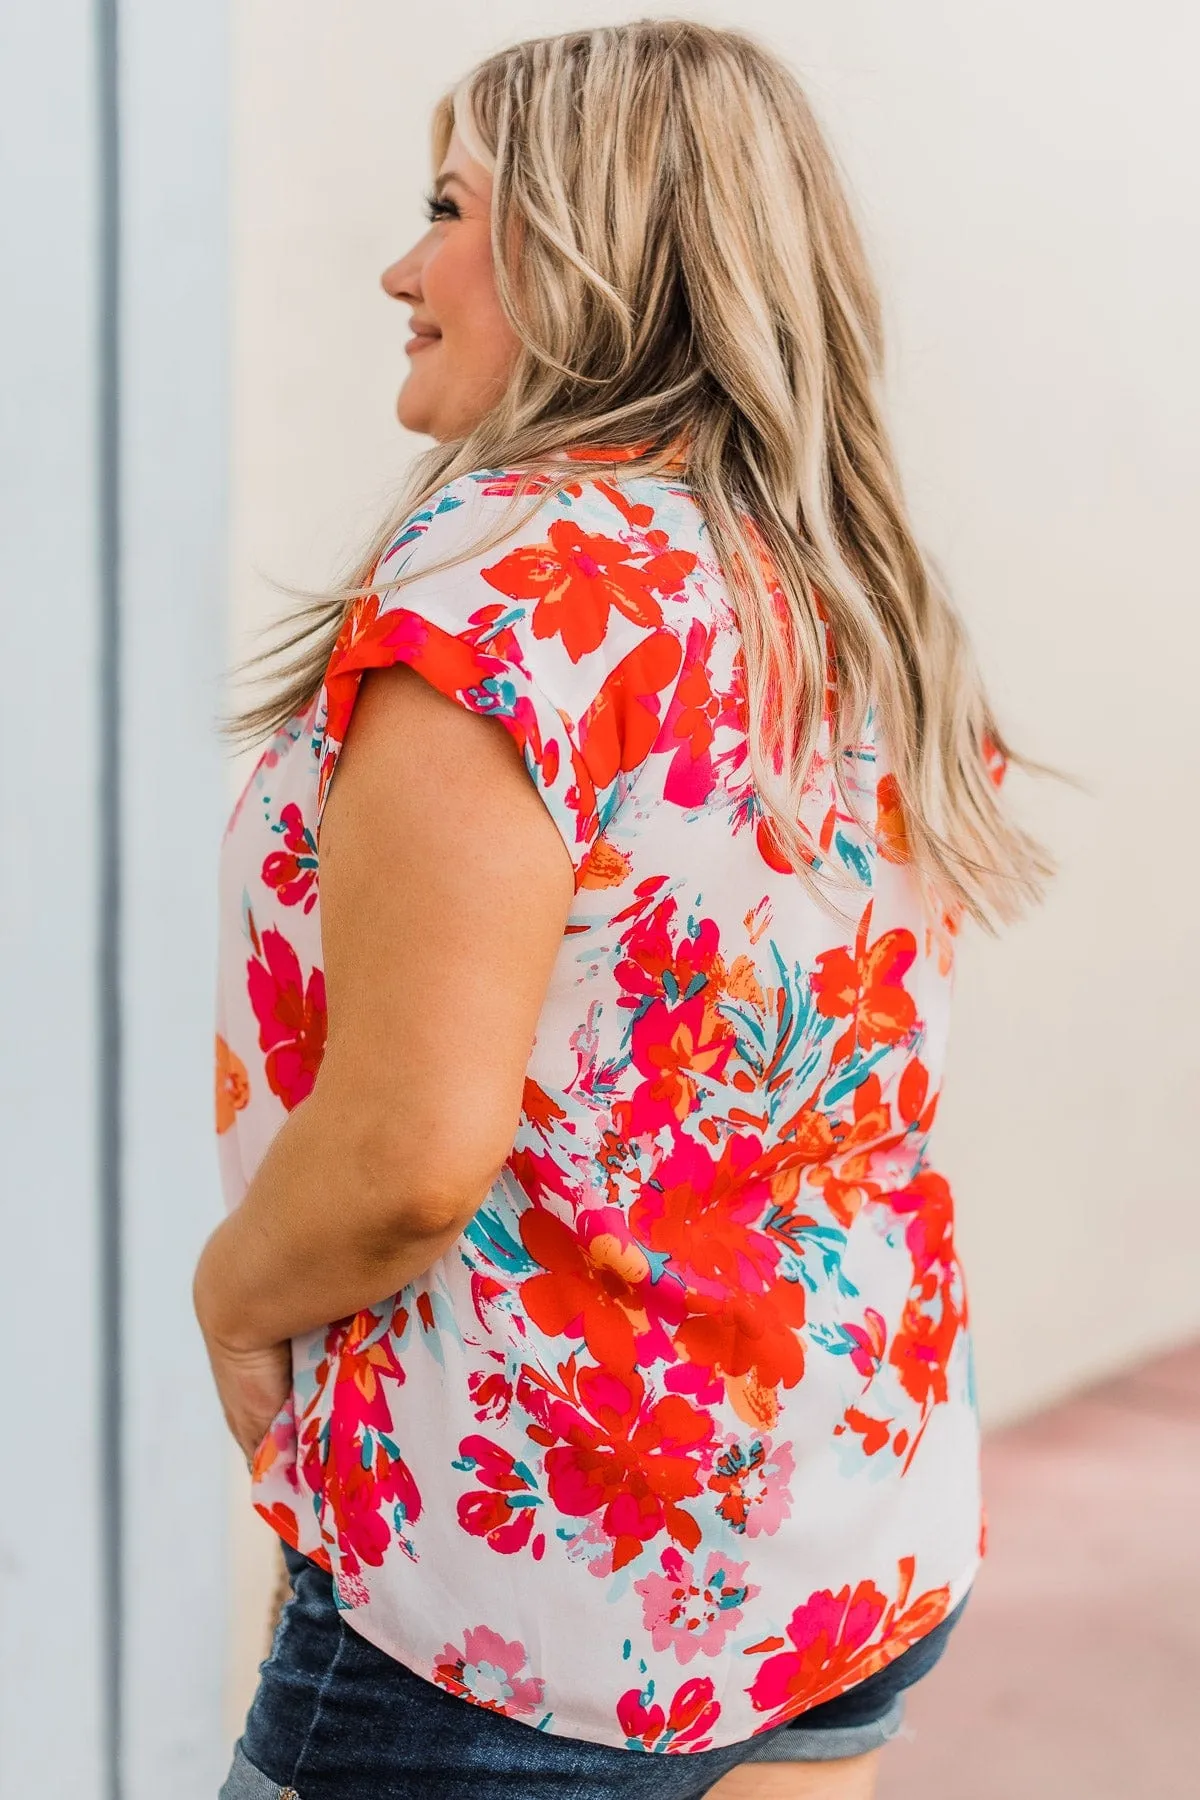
381, 253, 419, 301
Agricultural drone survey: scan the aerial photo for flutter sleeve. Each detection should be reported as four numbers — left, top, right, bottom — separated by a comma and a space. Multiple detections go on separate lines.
314, 472, 693, 885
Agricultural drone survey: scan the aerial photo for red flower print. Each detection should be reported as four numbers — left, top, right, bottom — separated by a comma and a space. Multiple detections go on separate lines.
320, 591, 384, 743
565, 439, 656, 467
261, 802, 319, 911
469, 1274, 510, 1334
506, 1142, 584, 1215
747, 1560, 950, 1726
674, 1278, 808, 1394
520, 1077, 568, 1139
455, 1434, 543, 1557
624, 993, 736, 1128
811, 903, 918, 1065
618, 1675, 721, 1753
981, 729, 1008, 787
707, 1434, 796, 1538
323, 1309, 409, 1432
214, 1033, 249, 1134
574, 630, 684, 788
530, 1364, 714, 1572
519, 1205, 684, 1374
661, 619, 724, 807
246, 927, 326, 1110
836, 1406, 892, 1456
887, 1171, 966, 1417
750, 1106, 842, 1219
300, 1310, 422, 1578
615, 900, 722, 1009
894, 1167, 957, 1275
631, 1133, 778, 1300
804, 1072, 903, 1229
897, 1055, 938, 1133
467, 1361, 513, 1424
481, 518, 695, 663
756, 812, 798, 874
252, 1500, 332, 1572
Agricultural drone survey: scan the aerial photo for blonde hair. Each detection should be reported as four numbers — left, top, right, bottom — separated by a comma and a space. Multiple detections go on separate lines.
237, 18, 1051, 929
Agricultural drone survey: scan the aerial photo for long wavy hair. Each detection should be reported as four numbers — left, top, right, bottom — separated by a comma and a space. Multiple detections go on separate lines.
235, 18, 1051, 928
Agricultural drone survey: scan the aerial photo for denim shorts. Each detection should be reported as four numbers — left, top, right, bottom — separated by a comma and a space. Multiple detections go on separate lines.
221, 1545, 966, 1799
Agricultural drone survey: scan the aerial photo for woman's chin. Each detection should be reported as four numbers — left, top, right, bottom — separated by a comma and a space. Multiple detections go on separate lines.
395, 391, 429, 435
395, 371, 441, 437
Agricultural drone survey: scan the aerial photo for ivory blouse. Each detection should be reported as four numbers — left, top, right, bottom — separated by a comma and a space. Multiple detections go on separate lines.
214, 463, 982, 1753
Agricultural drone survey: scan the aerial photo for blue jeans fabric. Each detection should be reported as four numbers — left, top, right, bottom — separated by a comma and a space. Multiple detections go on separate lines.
222, 1545, 966, 1799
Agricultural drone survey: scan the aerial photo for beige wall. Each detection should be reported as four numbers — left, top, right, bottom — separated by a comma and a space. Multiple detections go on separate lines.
226, 0, 1200, 1737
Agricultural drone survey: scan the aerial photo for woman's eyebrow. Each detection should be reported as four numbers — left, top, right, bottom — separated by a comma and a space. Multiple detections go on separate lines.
434, 171, 475, 199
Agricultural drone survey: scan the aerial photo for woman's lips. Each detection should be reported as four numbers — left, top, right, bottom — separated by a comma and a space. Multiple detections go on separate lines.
405, 331, 441, 355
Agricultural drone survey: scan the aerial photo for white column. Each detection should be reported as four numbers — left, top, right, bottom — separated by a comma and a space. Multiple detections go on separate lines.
0, 4, 231, 1795
0, 5, 108, 1795
115, 2, 230, 1794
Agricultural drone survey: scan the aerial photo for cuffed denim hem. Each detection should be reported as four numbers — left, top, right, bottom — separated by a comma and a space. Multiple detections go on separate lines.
219, 1741, 300, 1800
739, 1694, 905, 1763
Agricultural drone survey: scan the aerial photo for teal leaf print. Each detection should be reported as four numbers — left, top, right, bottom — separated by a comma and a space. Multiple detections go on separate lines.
834, 828, 873, 888
464, 1208, 538, 1276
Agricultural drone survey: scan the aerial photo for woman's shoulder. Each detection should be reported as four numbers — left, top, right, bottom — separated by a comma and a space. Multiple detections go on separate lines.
375, 462, 703, 581
358, 463, 711, 707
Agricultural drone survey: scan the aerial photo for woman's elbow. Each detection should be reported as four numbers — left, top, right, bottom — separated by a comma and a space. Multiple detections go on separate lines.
336, 1108, 512, 1245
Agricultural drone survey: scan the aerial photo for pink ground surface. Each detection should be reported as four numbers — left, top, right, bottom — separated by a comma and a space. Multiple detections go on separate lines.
877, 1340, 1200, 1800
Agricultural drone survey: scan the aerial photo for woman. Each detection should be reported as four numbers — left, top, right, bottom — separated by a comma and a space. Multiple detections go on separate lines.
201, 21, 1048, 1800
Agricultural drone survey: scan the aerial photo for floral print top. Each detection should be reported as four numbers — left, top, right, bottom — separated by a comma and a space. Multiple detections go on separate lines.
215, 464, 982, 1753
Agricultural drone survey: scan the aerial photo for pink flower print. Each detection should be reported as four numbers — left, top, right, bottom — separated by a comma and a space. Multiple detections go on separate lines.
245, 927, 326, 1110
623, 992, 736, 1130
635, 1547, 757, 1664
299, 1311, 421, 1582
476, 470, 561, 500
562, 1514, 619, 1581
333, 1565, 371, 1609
614, 901, 722, 1014
746, 1565, 950, 1725
617, 1675, 721, 1753
748, 1582, 887, 1721
261, 802, 319, 912
843, 1307, 888, 1379
433, 1626, 545, 1718
454, 1435, 544, 1557
661, 619, 723, 807
707, 1434, 796, 1538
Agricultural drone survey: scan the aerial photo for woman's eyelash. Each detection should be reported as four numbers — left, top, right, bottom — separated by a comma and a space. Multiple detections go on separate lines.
423, 192, 460, 223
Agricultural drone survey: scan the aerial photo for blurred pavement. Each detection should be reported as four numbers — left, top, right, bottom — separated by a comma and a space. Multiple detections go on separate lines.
879, 1340, 1200, 1799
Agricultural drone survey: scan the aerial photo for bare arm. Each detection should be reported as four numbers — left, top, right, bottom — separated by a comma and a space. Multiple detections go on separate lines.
194, 661, 575, 1359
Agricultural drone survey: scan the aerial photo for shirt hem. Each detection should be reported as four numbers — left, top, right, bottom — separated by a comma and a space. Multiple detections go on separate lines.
318, 1550, 983, 1756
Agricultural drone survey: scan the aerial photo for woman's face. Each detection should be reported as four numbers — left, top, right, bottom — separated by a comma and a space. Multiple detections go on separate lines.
381, 131, 520, 442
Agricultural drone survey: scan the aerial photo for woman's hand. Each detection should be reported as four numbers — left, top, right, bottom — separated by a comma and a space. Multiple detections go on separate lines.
202, 1333, 292, 1467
